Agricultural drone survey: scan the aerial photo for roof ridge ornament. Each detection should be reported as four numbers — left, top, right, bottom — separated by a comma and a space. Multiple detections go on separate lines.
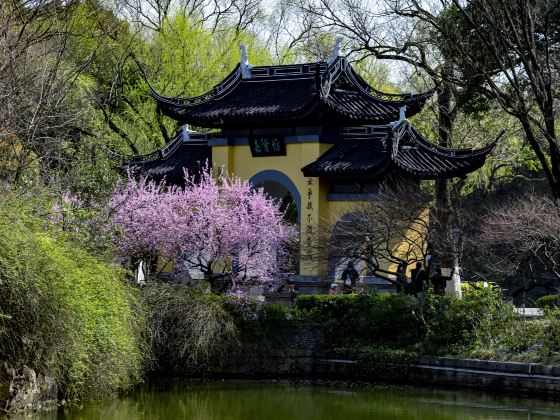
390, 106, 407, 158
181, 124, 190, 142
389, 105, 407, 128
326, 37, 343, 66
239, 45, 253, 79
321, 72, 333, 98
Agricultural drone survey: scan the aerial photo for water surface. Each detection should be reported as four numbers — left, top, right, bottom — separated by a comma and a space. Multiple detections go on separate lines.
27, 380, 560, 419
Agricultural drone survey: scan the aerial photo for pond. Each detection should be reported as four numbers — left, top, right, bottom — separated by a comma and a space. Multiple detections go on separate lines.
26, 380, 560, 419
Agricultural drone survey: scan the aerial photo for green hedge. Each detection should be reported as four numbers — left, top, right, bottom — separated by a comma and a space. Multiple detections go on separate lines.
0, 191, 146, 400
296, 294, 423, 348
536, 294, 560, 309
295, 289, 513, 354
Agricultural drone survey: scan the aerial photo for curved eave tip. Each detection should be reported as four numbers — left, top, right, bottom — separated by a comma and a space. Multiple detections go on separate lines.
473, 138, 499, 156
146, 80, 165, 101
413, 88, 436, 104
486, 129, 505, 151
133, 58, 165, 101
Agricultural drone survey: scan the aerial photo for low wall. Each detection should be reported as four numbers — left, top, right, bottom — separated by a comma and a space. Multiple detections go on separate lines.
410, 356, 560, 398
208, 324, 560, 398
313, 357, 560, 398
209, 324, 326, 377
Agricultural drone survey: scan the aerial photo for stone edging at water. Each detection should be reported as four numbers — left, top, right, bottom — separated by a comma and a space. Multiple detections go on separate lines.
203, 324, 560, 399
314, 356, 560, 398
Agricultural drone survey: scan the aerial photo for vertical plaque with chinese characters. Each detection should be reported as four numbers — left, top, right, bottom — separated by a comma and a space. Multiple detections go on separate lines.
248, 136, 286, 157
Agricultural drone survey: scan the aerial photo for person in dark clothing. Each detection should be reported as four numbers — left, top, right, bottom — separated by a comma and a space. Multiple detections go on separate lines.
431, 268, 447, 295
285, 279, 298, 306
395, 263, 408, 293
411, 262, 428, 295
341, 261, 359, 294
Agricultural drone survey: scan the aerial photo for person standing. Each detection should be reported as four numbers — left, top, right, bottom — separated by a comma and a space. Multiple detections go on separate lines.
431, 268, 447, 295
396, 263, 407, 293
341, 261, 359, 294
411, 262, 428, 295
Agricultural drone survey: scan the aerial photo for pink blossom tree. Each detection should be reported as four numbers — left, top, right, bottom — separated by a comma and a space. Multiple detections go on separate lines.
108, 167, 296, 293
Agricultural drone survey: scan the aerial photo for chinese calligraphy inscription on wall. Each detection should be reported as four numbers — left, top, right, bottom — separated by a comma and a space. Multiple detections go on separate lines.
248, 136, 286, 157
305, 177, 315, 248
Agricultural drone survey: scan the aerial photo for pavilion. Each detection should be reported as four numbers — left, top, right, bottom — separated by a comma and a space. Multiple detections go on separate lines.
129, 41, 494, 293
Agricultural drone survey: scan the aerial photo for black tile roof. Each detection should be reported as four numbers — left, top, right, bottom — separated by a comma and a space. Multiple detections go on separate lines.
129, 134, 211, 184
129, 125, 492, 184
150, 57, 432, 128
157, 78, 317, 124
302, 127, 391, 178
302, 122, 494, 180
301, 135, 391, 179
391, 122, 496, 179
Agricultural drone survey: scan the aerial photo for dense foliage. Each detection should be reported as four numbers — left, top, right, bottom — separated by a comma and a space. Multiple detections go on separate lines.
0, 190, 147, 400
537, 295, 560, 310
293, 291, 560, 365
296, 289, 514, 355
2, 0, 560, 407
141, 286, 560, 376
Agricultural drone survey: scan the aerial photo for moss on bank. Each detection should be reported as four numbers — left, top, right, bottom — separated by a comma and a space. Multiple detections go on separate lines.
0, 190, 147, 401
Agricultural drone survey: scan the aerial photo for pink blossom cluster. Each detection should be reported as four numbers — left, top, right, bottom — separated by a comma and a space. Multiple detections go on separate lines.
108, 166, 296, 291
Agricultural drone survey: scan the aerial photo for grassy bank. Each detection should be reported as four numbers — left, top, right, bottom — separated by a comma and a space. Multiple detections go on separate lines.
0, 190, 147, 402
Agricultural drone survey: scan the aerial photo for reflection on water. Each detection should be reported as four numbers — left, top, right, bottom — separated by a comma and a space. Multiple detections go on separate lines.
22, 380, 560, 420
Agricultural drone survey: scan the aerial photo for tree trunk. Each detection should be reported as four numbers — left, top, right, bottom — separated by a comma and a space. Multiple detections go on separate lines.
548, 140, 560, 199
209, 274, 232, 294
434, 63, 462, 297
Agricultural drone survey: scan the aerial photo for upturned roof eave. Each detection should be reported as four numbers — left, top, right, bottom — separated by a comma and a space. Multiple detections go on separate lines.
147, 57, 435, 126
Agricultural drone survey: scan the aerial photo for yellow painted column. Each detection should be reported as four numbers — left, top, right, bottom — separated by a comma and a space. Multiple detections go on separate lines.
299, 143, 331, 278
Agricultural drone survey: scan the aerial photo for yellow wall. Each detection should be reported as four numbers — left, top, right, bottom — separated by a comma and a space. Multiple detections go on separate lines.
213, 141, 428, 280
321, 200, 428, 279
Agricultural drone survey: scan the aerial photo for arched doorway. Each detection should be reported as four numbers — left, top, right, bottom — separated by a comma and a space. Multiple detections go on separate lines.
249, 170, 301, 224
249, 170, 301, 275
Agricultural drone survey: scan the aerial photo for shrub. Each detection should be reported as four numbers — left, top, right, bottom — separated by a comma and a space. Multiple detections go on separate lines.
536, 294, 560, 310
295, 289, 513, 355
498, 319, 547, 358
422, 288, 514, 354
0, 191, 146, 400
543, 311, 560, 360
296, 293, 425, 348
140, 282, 239, 372
256, 303, 299, 331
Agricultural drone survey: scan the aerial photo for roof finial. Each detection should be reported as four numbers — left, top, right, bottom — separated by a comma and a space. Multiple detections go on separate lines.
181, 124, 190, 142
239, 45, 253, 79
327, 36, 343, 66
399, 105, 406, 121
390, 105, 407, 128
